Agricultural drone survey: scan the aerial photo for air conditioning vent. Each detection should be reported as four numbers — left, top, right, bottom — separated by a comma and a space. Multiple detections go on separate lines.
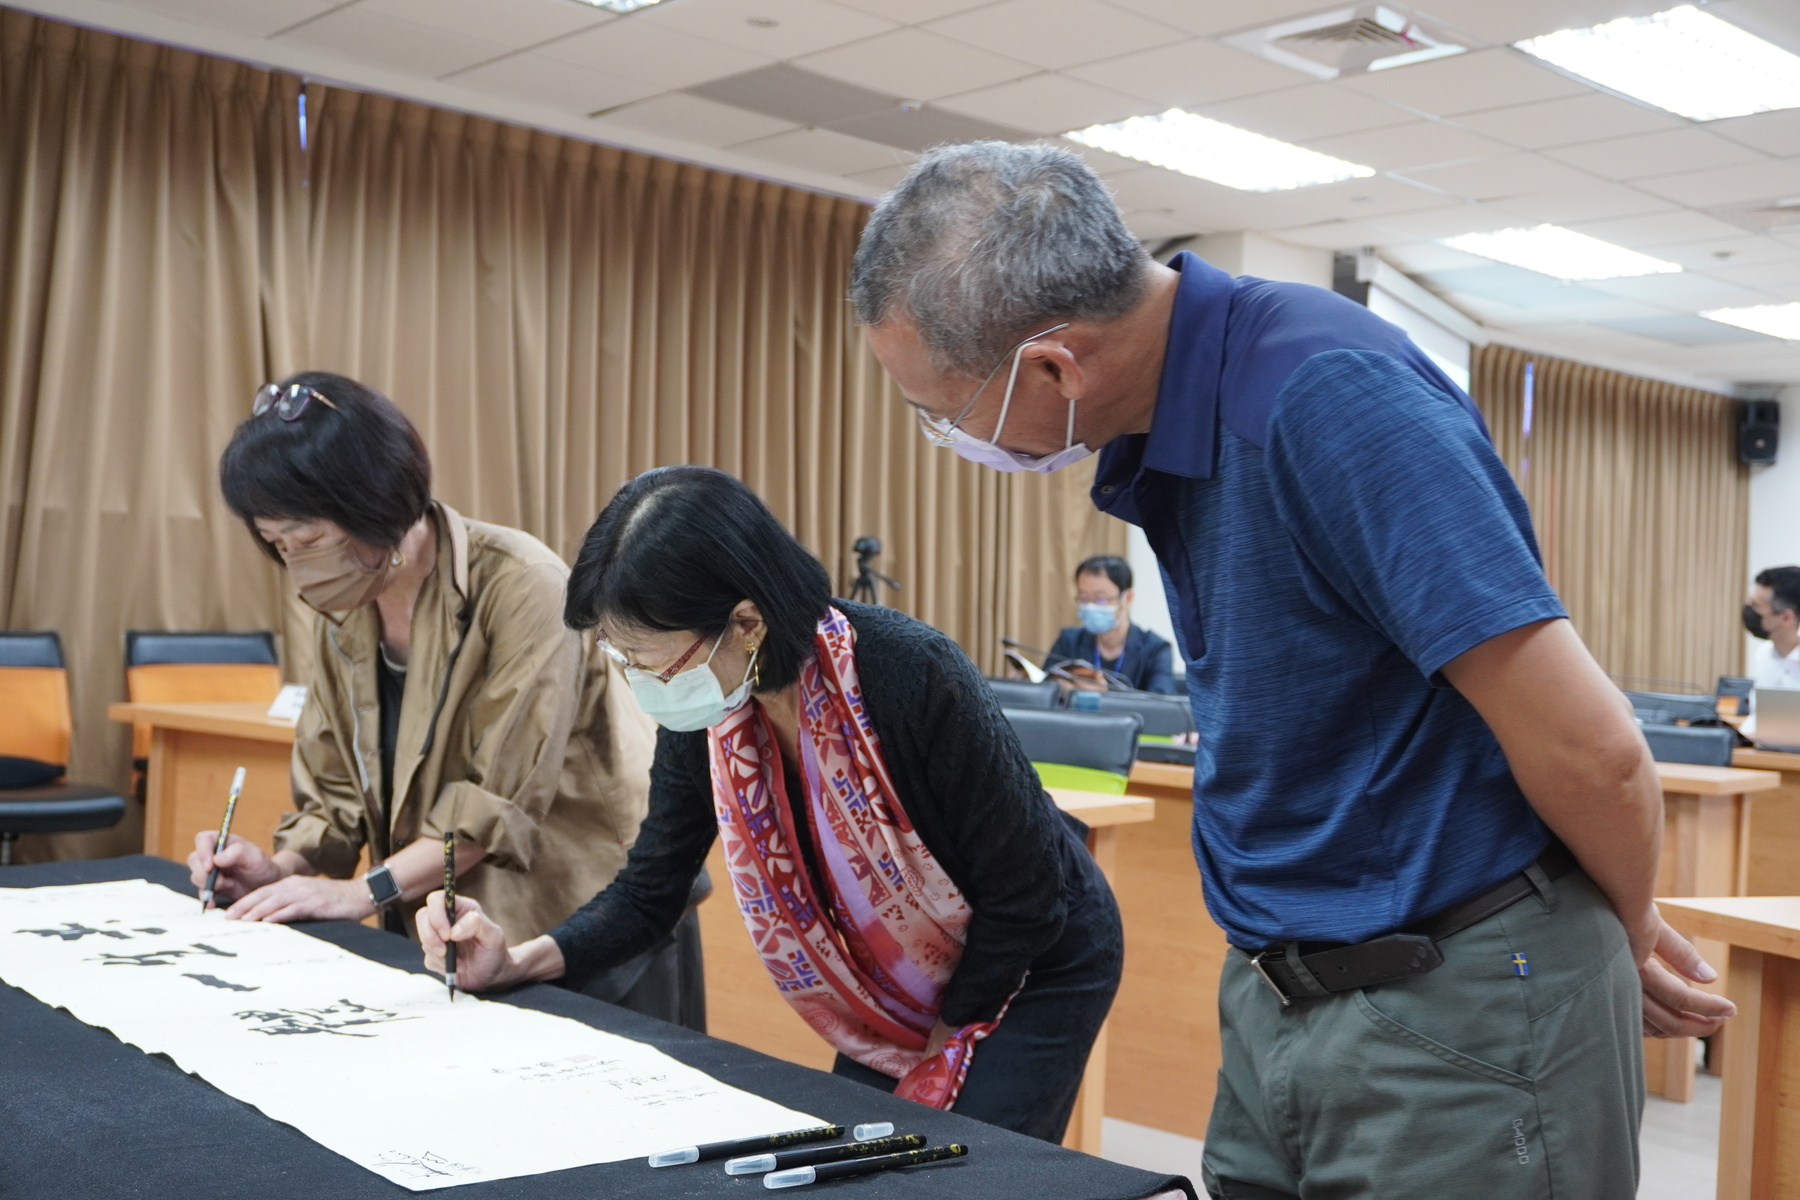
1223, 4, 1471, 79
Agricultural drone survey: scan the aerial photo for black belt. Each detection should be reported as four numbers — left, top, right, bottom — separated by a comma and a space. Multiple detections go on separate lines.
1242, 840, 1579, 1007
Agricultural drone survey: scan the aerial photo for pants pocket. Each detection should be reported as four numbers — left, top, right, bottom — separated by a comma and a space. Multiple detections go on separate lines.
1351, 990, 1534, 1091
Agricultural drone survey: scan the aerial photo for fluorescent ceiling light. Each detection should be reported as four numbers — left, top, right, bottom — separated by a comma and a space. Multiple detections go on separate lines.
1442, 225, 1682, 281
572, 0, 666, 11
1701, 303, 1800, 340
1515, 5, 1800, 122
1065, 109, 1374, 192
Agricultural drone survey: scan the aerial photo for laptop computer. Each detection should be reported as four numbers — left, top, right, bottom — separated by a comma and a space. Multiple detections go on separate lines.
1754, 686, 1800, 752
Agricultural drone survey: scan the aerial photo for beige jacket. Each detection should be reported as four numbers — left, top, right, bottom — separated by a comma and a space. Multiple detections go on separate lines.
274, 502, 655, 941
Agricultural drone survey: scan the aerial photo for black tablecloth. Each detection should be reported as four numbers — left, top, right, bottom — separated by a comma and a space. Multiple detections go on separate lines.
1, 857, 1194, 1200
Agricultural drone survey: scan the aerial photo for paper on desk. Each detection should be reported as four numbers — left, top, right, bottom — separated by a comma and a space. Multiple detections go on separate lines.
0, 880, 819, 1190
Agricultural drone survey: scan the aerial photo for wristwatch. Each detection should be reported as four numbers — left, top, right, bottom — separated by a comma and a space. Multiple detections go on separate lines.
363, 864, 402, 911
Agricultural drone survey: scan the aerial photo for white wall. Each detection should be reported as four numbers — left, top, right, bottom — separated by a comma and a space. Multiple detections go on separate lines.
1126, 525, 1180, 675
1747, 385, 1800, 671
1367, 285, 1473, 392
1193, 232, 1333, 290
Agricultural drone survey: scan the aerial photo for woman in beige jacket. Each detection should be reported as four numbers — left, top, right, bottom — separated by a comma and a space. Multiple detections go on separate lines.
187, 371, 695, 1024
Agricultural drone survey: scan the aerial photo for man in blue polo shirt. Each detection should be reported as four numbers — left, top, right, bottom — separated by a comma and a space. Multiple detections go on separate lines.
854, 142, 1733, 1198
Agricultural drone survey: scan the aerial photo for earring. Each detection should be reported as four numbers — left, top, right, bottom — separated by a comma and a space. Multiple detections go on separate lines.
389, 549, 406, 569
746, 640, 761, 689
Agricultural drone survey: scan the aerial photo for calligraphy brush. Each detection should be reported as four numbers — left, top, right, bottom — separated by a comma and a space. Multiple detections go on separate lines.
200, 767, 247, 913
444, 830, 457, 1002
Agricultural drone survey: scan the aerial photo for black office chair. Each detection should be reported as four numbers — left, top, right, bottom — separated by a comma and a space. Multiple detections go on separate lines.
126, 629, 278, 668
1717, 676, 1753, 718
1623, 690, 1720, 725
1082, 690, 1193, 738
1002, 707, 1142, 794
984, 676, 1061, 710
1643, 724, 1735, 768
0, 631, 128, 865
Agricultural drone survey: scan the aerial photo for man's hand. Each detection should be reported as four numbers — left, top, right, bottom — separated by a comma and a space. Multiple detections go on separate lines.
1631, 907, 1735, 1037
226, 875, 374, 924
1442, 619, 1736, 1041
188, 831, 282, 906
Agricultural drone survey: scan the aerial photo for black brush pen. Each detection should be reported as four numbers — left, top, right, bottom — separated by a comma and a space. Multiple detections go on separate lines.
200, 767, 247, 912
763, 1143, 968, 1189
443, 831, 457, 1002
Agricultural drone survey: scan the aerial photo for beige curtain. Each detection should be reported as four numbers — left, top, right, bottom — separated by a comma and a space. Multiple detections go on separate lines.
0, 12, 1125, 860
1472, 344, 1748, 691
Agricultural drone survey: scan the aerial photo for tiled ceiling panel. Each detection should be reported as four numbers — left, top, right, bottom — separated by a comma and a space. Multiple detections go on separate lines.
1394, 153, 1601, 202
729, 126, 908, 175
278, 7, 509, 76
1570, 210, 1753, 248
454, 52, 659, 114
108, 0, 343, 37
1065, 38, 1309, 111
687, 62, 894, 126
359, 0, 606, 49
1100, 0, 1377, 38
795, 29, 1035, 102
1488, 181, 1669, 224
1708, 109, 1800, 157
1199, 83, 1413, 143
538, 20, 772, 90
636, 0, 895, 59
1596, 315, 1776, 345
1543, 129, 1767, 182
935, 74, 1145, 136
594, 92, 798, 147
924, 0, 1182, 71
1449, 93, 1686, 151
1339, 48, 1589, 116
1304, 121, 1513, 173
831, 106, 1030, 154
826, 0, 998, 22
1421, 0, 1668, 45
1635, 159, 1800, 209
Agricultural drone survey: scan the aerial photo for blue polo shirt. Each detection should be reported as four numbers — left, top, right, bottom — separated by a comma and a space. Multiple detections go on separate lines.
1094, 252, 1564, 949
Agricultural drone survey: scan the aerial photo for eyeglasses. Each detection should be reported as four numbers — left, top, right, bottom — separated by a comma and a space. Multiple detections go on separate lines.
914, 323, 1071, 448
253, 382, 339, 421
598, 632, 708, 683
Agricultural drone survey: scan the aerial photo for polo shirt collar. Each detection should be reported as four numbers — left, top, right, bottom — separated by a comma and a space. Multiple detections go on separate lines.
1093, 251, 1235, 515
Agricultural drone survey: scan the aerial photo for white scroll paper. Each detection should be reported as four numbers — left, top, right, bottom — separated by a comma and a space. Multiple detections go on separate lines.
0, 879, 819, 1190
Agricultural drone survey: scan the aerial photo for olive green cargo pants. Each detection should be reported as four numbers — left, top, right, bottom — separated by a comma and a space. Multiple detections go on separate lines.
1203, 869, 1644, 1199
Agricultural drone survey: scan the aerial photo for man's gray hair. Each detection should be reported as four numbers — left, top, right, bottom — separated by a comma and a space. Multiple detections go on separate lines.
851, 141, 1151, 377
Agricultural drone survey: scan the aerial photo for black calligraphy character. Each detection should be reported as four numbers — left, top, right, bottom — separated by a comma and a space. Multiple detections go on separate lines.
16, 922, 131, 941
183, 974, 259, 992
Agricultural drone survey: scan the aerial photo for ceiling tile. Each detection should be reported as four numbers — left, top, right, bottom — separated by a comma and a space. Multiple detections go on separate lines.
825, 0, 993, 21
844, 162, 915, 193
1542, 129, 1766, 181
1199, 84, 1413, 142
1123, 210, 1205, 239
1420, 263, 1615, 308
1066, 38, 1309, 110
935, 74, 1145, 135
1584, 274, 1778, 309
1340, 48, 1589, 117
1595, 315, 1777, 344
1265, 220, 1394, 250
594, 93, 798, 147
534, 19, 771, 90
1280, 175, 1454, 219
1394, 153, 1600, 202
111, 0, 346, 37
924, 0, 1183, 72
278, 7, 507, 77
1449, 93, 1686, 150
1421, 0, 1669, 45
1304, 121, 1512, 173
1365, 205, 1523, 240
1708, 109, 1800, 158
1634, 159, 1800, 208
453, 53, 658, 114
358, 0, 607, 49
687, 63, 895, 125
830, 105, 1030, 152
729, 127, 912, 175
1650, 235, 1800, 269
1380, 241, 1493, 273
796, 29, 1034, 102
1487, 181, 1668, 224
1100, 0, 1361, 37
638, 0, 896, 59
1710, 260, 1800, 289
1569, 210, 1751, 247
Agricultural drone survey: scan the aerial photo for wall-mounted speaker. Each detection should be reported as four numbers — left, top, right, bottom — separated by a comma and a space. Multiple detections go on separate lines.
1739, 400, 1779, 465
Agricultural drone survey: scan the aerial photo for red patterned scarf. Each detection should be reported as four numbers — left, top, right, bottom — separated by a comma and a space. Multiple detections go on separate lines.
708, 606, 1006, 1109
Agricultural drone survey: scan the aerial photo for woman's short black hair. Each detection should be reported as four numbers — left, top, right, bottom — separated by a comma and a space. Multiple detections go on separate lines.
1075, 554, 1132, 593
219, 371, 432, 563
566, 466, 832, 693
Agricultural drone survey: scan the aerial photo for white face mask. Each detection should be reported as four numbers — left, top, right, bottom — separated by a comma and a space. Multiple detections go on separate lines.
924, 323, 1094, 475
624, 633, 759, 733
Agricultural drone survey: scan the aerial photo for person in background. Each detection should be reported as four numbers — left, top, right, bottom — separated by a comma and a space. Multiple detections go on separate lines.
418, 466, 1122, 1142
1745, 566, 1800, 688
852, 140, 1732, 1199
1045, 554, 1179, 694
187, 371, 700, 1028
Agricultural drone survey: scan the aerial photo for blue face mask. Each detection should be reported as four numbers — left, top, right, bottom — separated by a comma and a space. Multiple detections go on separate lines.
1078, 603, 1117, 635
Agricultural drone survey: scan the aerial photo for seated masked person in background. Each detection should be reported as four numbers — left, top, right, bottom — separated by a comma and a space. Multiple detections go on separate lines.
418, 465, 1122, 1142
187, 371, 697, 1027
1045, 554, 1179, 694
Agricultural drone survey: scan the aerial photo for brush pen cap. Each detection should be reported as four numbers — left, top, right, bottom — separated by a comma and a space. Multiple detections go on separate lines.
763, 1166, 817, 1189
648, 1147, 698, 1167
725, 1154, 775, 1175
852, 1122, 894, 1140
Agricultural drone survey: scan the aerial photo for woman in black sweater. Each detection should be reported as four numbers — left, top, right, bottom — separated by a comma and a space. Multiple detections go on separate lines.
419, 466, 1121, 1141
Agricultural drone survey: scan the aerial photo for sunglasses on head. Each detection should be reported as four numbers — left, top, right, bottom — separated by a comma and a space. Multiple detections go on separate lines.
252, 382, 339, 421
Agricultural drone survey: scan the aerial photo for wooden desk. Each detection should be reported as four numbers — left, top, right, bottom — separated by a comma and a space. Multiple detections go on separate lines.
1732, 749, 1800, 897
1648, 764, 1781, 1102
1662, 897, 1800, 1200
108, 701, 298, 862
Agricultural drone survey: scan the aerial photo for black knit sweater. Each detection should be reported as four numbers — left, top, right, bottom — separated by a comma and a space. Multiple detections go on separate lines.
548, 600, 1102, 1026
